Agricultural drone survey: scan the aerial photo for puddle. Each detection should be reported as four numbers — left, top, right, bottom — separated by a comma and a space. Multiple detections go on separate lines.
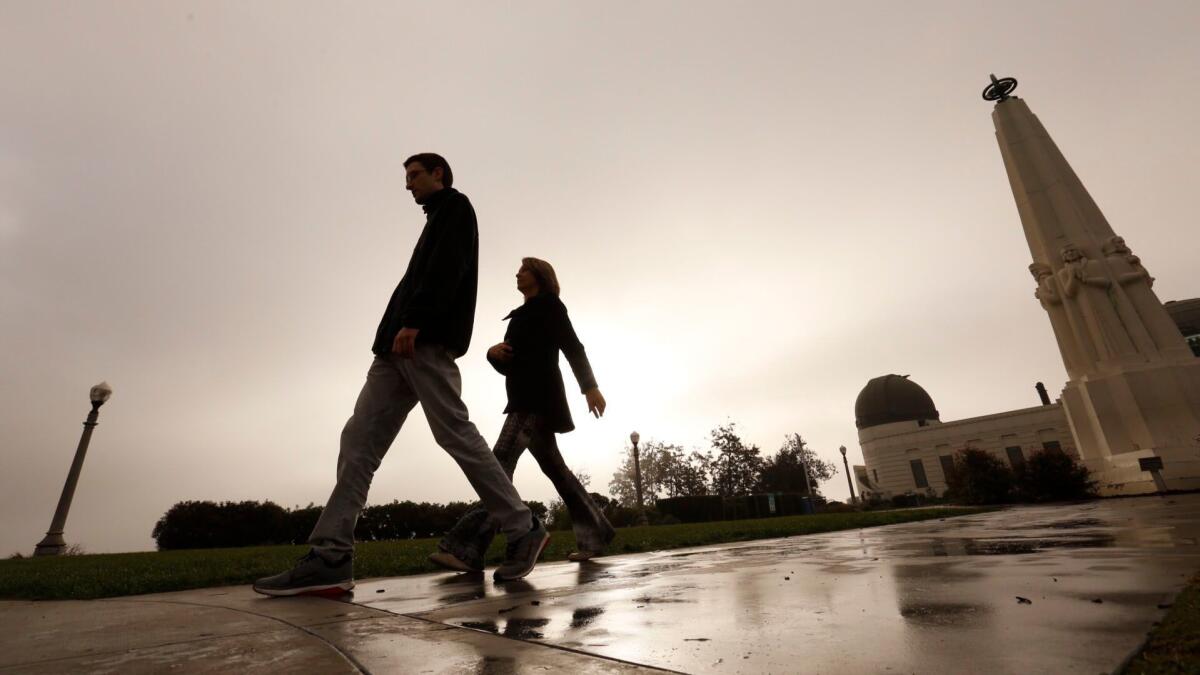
891, 563, 985, 583
1070, 591, 1167, 606
666, 550, 711, 559
576, 567, 615, 584
477, 655, 516, 674
626, 562, 687, 578
963, 535, 1115, 555
439, 592, 485, 604
724, 545, 782, 558
1043, 518, 1106, 530
458, 617, 552, 640
570, 606, 605, 628
818, 564, 871, 575
1015, 518, 1107, 531
899, 603, 988, 626
633, 596, 696, 604
500, 617, 551, 640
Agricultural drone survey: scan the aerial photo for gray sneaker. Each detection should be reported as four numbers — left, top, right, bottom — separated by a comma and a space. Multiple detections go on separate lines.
253, 550, 354, 597
493, 518, 550, 582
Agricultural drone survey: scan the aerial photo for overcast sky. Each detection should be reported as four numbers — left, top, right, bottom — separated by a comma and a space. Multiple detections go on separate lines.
2, 1, 1198, 555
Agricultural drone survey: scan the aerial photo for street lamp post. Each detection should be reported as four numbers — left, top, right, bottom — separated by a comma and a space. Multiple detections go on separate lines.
800, 455, 813, 498
630, 431, 644, 512
839, 445, 857, 505
34, 382, 112, 557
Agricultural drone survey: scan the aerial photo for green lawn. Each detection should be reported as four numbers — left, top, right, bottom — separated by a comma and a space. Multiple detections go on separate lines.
1122, 571, 1200, 674
0, 507, 984, 600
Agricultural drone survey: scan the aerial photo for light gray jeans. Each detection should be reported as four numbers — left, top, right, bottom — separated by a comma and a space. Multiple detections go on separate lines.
308, 345, 533, 558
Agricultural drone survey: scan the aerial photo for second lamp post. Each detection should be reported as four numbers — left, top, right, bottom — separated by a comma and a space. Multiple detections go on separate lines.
630, 431, 643, 510
839, 445, 857, 504
630, 431, 649, 525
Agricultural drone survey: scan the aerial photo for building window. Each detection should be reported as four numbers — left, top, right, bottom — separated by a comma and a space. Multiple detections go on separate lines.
939, 455, 955, 481
1042, 440, 1063, 454
1005, 446, 1025, 470
910, 459, 929, 489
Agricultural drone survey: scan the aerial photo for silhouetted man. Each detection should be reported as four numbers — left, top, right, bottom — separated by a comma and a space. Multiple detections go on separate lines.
255, 153, 549, 595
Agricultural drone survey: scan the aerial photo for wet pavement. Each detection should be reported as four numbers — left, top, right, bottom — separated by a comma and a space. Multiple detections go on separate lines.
3, 494, 1199, 673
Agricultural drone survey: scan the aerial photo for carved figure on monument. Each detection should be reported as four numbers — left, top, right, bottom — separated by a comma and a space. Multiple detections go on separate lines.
1030, 262, 1091, 376
1058, 244, 1141, 365
1102, 236, 1153, 287
1102, 235, 1192, 358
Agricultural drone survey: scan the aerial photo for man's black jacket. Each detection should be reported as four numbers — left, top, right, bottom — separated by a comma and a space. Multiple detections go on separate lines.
487, 293, 597, 433
372, 187, 478, 358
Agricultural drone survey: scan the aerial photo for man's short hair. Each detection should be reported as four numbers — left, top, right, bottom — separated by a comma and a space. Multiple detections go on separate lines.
404, 153, 453, 188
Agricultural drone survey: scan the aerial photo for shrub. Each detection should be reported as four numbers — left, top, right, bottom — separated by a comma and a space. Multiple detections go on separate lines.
288, 505, 323, 545
548, 493, 673, 531
657, 495, 724, 523
1015, 449, 1097, 502
354, 500, 546, 541
154, 499, 551, 550
152, 500, 291, 550
355, 500, 474, 541
944, 448, 1015, 505
546, 499, 571, 531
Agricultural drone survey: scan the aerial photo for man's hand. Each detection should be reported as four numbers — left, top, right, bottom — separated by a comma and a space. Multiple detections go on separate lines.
392, 328, 420, 358
585, 387, 606, 418
487, 342, 514, 363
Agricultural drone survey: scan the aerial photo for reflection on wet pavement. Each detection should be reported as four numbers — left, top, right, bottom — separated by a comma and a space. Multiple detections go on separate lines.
347, 494, 1200, 674
898, 601, 989, 626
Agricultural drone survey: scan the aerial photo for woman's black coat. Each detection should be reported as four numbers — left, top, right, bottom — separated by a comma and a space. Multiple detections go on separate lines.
487, 293, 597, 433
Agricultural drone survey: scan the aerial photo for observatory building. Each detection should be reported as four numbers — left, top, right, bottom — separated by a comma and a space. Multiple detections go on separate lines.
852, 375, 1073, 498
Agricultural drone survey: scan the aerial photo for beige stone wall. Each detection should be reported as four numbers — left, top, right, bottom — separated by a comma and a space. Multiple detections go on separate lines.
856, 404, 1073, 498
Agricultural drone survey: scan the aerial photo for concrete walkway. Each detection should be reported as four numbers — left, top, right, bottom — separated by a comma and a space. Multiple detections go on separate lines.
3, 495, 1199, 674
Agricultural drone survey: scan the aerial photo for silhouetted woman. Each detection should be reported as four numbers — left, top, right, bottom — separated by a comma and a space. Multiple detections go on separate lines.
430, 257, 614, 571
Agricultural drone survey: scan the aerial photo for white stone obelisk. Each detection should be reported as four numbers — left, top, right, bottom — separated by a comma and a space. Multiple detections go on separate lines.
989, 79, 1200, 494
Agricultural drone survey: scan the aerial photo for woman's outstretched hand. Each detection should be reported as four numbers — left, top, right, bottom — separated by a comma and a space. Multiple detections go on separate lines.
488, 342, 513, 363
585, 388, 606, 418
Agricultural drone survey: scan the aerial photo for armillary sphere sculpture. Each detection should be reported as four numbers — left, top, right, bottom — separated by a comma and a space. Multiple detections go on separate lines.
982, 74, 1018, 102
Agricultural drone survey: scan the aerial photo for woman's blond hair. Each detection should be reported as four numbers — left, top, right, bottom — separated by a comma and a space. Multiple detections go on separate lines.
521, 257, 560, 296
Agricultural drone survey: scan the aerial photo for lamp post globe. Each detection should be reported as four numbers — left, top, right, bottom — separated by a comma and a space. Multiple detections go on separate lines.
90, 382, 113, 405
34, 382, 113, 556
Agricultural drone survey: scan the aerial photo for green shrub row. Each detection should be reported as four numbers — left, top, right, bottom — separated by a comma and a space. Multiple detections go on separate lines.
151, 499, 547, 550
944, 447, 1097, 505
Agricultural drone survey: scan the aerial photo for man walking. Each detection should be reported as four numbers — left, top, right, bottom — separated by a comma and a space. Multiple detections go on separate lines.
255, 153, 549, 595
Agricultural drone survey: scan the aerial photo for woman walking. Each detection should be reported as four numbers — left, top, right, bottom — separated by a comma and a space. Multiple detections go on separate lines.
430, 257, 615, 572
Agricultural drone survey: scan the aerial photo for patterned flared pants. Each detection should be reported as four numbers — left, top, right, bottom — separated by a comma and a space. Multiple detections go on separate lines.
438, 412, 615, 566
